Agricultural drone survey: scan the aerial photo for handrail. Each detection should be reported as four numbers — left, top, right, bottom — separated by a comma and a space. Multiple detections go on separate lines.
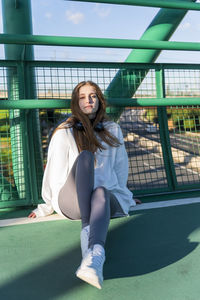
2, 60, 200, 70
0, 98, 200, 109
69, 0, 200, 11
1, 33, 200, 51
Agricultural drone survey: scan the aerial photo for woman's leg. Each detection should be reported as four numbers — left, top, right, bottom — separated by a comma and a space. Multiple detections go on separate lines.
88, 187, 110, 248
58, 150, 94, 227
88, 187, 123, 248
76, 188, 122, 289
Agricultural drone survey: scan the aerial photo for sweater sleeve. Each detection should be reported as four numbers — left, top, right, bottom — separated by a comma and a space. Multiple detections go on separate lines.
114, 125, 129, 188
33, 129, 69, 217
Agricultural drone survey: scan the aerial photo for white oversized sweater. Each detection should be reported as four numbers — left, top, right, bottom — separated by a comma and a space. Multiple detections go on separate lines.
33, 121, 135, 217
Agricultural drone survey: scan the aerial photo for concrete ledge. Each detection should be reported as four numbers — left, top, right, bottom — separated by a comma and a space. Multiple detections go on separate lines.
1, 197, 200, 228
0, 214, 66, 228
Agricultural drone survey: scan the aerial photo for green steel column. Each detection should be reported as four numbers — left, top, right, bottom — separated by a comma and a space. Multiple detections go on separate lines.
106, 0, 197, 100
2, 0, 43, 204
156, 68, 177, 191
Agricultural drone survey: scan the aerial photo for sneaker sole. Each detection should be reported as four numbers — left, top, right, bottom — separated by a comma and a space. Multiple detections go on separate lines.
76, 268, 102, 289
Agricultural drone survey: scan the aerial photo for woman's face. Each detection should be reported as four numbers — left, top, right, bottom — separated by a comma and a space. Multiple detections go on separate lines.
78, 84, 99, 119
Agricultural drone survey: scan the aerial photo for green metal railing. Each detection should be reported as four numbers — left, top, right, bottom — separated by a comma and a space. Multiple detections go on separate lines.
1, 60, 200, 207
1, 33, 200, 51
70, 0, 200, 11
1, 0, 200, 208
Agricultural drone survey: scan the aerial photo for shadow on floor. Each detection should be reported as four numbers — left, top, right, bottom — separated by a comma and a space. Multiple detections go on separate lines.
104, 203, 200, 279
0, 203, 200, 299
0, 248, 84, 299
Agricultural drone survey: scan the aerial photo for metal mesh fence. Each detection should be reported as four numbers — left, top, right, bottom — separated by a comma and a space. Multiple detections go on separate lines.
119, 107, 167, 192
33, 66, 124, 98
0, 67, 8, 100
167, 106, 200, 186
163, 69, 200, 187
134, 69, 157, 98
165, 69, 200, 97
0, 109, 15, 200
0, 66, 25, 204
32, 66, 169, 195
1, 62, 200, 208
32, 66, 164, 194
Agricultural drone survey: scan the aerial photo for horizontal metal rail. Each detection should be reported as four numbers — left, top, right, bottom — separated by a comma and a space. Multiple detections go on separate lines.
1, 60, 200, 70
69, 0, 200, 11
108, 98, 200, 107
27, 60, 200, 70
0, 98, 200, 109
1, 34, 200, 51
0, 99, 71, 109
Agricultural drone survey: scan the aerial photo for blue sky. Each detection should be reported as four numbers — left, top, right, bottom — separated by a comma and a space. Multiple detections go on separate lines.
0, 0, 200, 63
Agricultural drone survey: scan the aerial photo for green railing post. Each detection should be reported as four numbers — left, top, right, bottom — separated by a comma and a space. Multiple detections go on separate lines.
156, 68, 177, 191
2, 0, 30, 200
2, 0, 43, 204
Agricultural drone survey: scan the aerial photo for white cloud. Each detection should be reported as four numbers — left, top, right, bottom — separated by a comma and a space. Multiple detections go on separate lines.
44, 12, 52, 19
93, 4, 111, 18
180, 22, 191, 30
66, 10, 84, 25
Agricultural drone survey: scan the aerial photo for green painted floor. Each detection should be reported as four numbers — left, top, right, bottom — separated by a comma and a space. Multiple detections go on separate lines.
1, 203, 200, 300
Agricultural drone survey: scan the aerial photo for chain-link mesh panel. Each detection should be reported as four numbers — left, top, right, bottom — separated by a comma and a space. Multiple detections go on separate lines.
164, 69, 200, 186
119, 107, 167, 191
33, 67, 124, 98
0, 109, 17, 201
32, 66, 166, 194
134, 69, 157, 98
0, 66, 25, 205
165, 69, 200, 97
2, 63, 200, 208
167, 106, 200, 186
0, 67, 8, 100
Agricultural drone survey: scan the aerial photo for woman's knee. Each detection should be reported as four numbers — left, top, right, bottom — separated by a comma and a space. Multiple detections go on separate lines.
93, 186, 105, 195
92, 187, 109, 204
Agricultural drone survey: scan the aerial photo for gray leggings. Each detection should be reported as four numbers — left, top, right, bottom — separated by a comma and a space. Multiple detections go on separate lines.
58, 150, 123, 248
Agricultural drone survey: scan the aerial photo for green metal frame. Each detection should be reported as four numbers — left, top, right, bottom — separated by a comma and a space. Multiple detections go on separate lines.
70, 0, 200, 11
1, 0, 200, 208
156, 68, 177, 192
2, 0, 43, 207
1, 33, 200, 51
1, 60, 200, 207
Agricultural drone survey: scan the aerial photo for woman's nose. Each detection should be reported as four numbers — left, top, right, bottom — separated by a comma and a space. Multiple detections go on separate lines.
88, 96, 94, 103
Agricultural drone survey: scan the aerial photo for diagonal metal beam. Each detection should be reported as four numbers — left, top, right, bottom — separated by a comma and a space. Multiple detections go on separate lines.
68, 0, 200, 11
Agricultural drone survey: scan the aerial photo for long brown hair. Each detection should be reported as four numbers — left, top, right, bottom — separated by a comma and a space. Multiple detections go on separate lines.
56, 81, 121, 153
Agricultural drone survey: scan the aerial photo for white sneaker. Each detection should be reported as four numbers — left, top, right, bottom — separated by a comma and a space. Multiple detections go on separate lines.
76, 244, 105, 289
80, 225, 90, 258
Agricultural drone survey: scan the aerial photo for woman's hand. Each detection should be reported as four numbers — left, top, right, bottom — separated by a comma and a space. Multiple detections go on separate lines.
135, 198, 142, 205
28, 212, 36, 218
